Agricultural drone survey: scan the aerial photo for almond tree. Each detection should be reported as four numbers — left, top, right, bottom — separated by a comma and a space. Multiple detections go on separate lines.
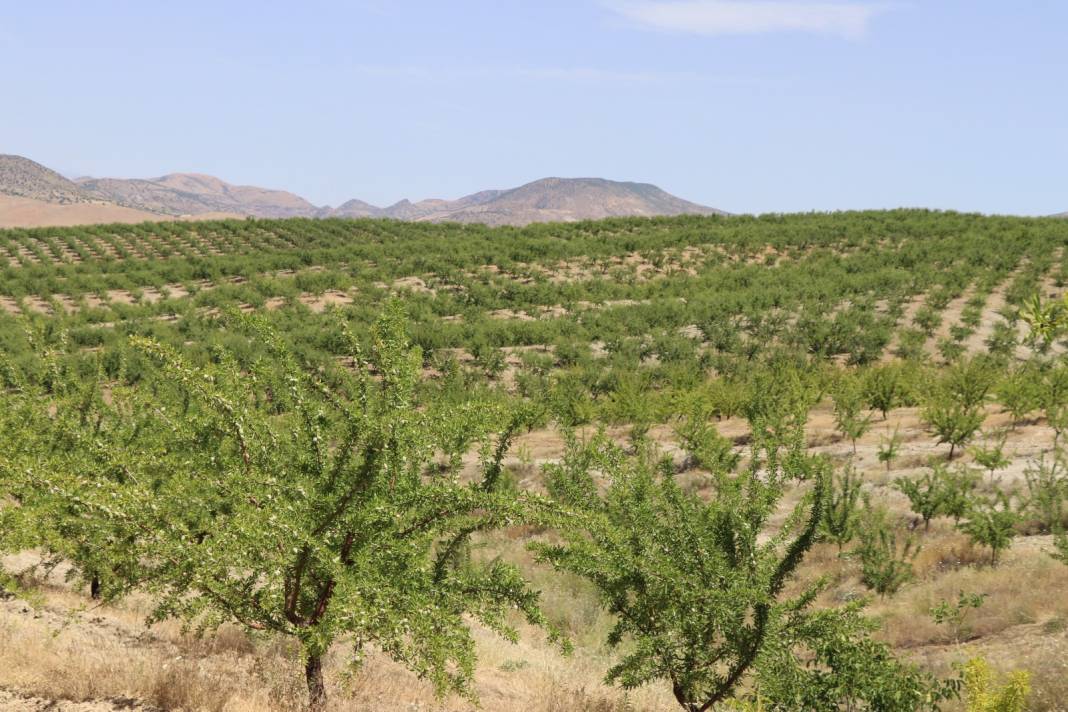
821, 465, 862, 552
533, 431, 951, 711
896, 471, 949, 532
21, 309, 560, 711
833, 375, 873, 455
1, 331, 147, 600
958, 492, 1019, 566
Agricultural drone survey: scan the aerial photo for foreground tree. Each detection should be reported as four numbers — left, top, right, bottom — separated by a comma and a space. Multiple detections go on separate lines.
533, 431, 953, 711
21, 310, 560, 711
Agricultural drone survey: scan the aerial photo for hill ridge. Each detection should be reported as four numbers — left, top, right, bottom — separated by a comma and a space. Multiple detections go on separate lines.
2, 154, 725, 227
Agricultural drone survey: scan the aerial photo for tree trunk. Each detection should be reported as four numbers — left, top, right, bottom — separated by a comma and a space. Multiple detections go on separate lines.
90, 575, 101, 600
305, 653, 326, 712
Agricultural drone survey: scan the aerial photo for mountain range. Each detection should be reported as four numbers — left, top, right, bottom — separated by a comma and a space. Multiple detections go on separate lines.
0, 154, 724, 228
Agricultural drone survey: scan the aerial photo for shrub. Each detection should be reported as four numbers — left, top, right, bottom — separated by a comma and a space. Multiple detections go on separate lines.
962, 657, 1030, 712
929, 591, 987, 645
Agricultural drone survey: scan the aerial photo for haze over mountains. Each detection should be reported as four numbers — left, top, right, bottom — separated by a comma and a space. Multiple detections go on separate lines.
0, 154, 723, 228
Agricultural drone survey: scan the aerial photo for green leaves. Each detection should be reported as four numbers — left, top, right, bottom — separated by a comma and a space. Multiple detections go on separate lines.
10, 309, 559, 709
930, 591, 987, 645
895, 470, 949, 531
963, 657, 1031, 712
1020, 293, 1067, 352
820, 466, 862, 552
855, 503, 919, 597
958, 492, 1020, 566
537, 435, 829, 709
534, 426, 947, 711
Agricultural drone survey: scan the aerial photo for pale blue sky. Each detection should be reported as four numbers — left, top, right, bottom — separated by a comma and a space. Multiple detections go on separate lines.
2, 1, 1065, 214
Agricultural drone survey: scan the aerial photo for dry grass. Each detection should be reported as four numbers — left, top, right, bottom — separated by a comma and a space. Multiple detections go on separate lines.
0, 579, 675, 712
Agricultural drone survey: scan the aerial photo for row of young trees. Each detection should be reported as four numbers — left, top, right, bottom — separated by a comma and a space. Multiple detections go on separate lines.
1, 309, 990, 711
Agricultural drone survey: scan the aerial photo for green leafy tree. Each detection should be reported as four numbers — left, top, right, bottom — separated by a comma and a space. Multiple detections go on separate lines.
1019, 292, 1066, 352
742, 601, 958, 711
923, 398, 985, 460
863, 364, 909, 420
930, 591, 987, 645
856, 503, 919, 597
821, 465, 862, 553
534, 432, 949, 712
743, 361, 816, 444
832, 375, 873, 455
958, 492, 1019, 566
919, 328, 996, 462
1022, 454, 1068, 534
877, 426, 904, 473
940, 465, 982, 525
944, 357, 998, 411
995, 366, 1040, 430
0, 333, 145, 601
969, 431, 1010, 485
895, 471, 948, 531
22, 310, 561, 711
1039, 364, 1068, 448
674, 410, 741, 475
535, 432, 828, 711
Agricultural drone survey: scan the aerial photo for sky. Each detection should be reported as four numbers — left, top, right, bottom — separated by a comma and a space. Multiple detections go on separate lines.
1, 1, 1066, 215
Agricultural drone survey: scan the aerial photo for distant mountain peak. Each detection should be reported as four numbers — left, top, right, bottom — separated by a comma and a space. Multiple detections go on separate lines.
425, 176, 724, 225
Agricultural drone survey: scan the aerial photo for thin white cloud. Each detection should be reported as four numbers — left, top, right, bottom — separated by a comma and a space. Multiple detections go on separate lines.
347, 64, 746, 85
608, 0, 893, 39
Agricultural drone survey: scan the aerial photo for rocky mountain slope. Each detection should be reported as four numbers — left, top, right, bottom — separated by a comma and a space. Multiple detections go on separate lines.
0, 155, 93, 204
77, 173, 318, 218
423, 177, 724, 225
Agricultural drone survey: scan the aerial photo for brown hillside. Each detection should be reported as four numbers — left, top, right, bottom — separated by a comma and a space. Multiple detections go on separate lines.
0, 195, 163, 228
78, 173, 319, 218
421, 178, 725, 226
0, 155, 92, 204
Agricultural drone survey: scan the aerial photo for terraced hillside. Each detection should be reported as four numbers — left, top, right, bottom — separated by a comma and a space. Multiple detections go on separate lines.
3, 211, 1068, 712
